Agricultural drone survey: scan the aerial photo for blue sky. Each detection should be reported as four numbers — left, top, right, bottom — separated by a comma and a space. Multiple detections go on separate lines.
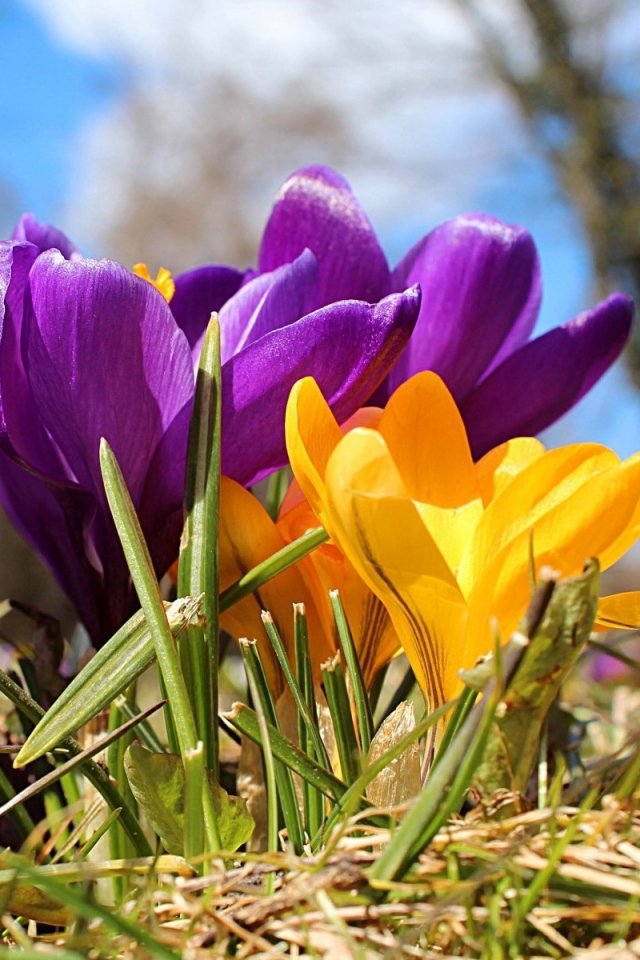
0, 2, 121, 226
4, 0, 639, 459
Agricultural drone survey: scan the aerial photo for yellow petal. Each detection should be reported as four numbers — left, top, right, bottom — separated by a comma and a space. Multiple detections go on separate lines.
459, 443, 620, 595
465, 456, 640, 666
285, 377, 342, 527
475, 437, 546, 507
379, 371, 483, 574
341, 405, 384, 432
379, 371, 479, 507
595, 591, 640, 631
324, 427, 467, 708
279, 407, 384, 520
219, 477, 330, 690
278, 492, 401, 686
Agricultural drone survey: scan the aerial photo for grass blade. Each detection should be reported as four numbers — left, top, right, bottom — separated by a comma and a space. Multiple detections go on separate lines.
322, 654, 361, 785
100, 440, 221, 852
239, 639, 305, 854
0, 670, 152, 857
0, 700, 165, 821
224, 702, 347, 803
177, 315, 221, 776
293, 602, 325, 838
16, 597, 203, 767
260, 609, 330, 771
330, 590, 374, 753
219, 526, 328, 610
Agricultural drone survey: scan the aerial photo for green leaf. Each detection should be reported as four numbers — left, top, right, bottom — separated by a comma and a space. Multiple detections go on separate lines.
3, 881, 73, 926
16, 596, 204, 767
178, 315, 222, 775
124, 744, 254, 854
472, 559, 600, 798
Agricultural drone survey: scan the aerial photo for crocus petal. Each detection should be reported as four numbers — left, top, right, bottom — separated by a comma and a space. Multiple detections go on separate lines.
386, 213, 541, 400
11, 213, 80, 260
324, 427, 467, 708
474, 438, 546, 507
277, 497, 400, 686
222, 287, 420, 487
285, 377, 343, 525
465, 455, 640, 665
595, 592, 640, 631
219, 477, 330, 690
459, 443, 620, 594
137, 399, 194, 582
24, 252, 194, 509
0, 449, 105, 642
379, 371, 483, 574
460, 293, 634, 459
219, 250, 319, 363
24, 252, 194, 622
259, 165, 390, 307
379, 371, 479, 506
171, 264, 246, 355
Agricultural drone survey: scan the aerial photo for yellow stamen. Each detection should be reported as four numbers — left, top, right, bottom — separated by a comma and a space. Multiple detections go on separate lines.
133, 263, 175, 303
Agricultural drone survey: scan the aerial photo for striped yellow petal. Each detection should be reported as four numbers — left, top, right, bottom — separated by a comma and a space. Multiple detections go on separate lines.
324, 427, 467, 708
465, 456, 640, 666
278, 497, 400, 685
219, 476, 329, 691
595, 591, 640, 631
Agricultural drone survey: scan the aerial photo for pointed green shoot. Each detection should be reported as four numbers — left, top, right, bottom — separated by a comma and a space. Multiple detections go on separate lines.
100, 439, 221, 852
330, 590, 374, 753
177, 315, 222, 776
322, 653, 361, 786
239, 639, 305, 854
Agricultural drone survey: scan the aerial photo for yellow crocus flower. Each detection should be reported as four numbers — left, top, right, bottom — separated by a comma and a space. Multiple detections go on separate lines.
286, 370, 640, 711
219, 475, 400, 691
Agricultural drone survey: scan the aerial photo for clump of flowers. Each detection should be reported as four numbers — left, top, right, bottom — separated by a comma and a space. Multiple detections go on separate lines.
0, 167, 632, 651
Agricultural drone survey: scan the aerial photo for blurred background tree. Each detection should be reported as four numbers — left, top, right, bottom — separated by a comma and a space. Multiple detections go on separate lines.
453, 0, 640, 381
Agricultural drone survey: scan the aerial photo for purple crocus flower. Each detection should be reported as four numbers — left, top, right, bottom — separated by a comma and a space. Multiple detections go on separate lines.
0, 212, 418, 645
0, 227, 194, 647
378, 212, 634, 459
170, 165, 420, 486
176, 165, 631, 465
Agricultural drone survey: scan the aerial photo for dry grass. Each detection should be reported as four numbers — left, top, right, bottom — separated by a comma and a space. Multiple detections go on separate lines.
9, 790, 640, 958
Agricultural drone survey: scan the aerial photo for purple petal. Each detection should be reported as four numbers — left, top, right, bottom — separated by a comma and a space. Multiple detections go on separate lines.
137, 399, 193, 580
171, 263, 246, 354
460, 293, 634, 459
387, 213, 541, 401
221, 286, 421, 487
24, 252, 194, 512
221, 249, 319, 362
11, 213, 81, 260
0, 242, 67, 479
0, 450, 111, 644
258, 165, 390, 307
